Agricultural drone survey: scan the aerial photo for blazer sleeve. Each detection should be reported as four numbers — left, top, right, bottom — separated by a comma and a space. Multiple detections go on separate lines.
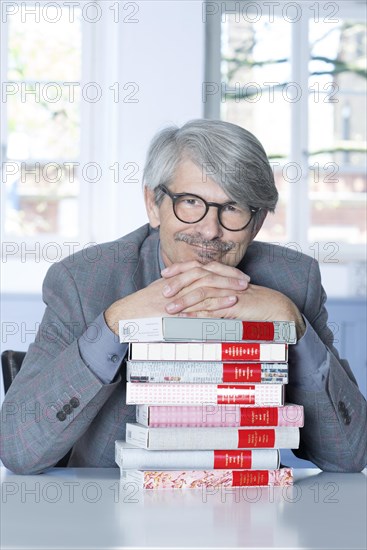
0, 261, 121, 474
286, 258, 367, 472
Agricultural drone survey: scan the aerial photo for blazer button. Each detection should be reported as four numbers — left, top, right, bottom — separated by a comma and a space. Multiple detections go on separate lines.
56, 410, 67, 422
110, 354, 119, 363
63, 403, 72, 415
338, 401, 346, 412
70, 397, 80, 408
344, 414, 351, 425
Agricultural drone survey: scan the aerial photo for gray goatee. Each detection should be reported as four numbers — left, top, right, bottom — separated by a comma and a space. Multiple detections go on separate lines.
174, 232, 235, 262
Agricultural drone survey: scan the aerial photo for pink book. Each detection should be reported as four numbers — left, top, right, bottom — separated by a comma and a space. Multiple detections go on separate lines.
126, 382, 284, 406
121, 468, 293, 489
136, 404, 304, 428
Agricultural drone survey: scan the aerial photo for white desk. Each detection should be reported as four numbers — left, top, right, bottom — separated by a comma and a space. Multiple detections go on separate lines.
1, 467, 366, 549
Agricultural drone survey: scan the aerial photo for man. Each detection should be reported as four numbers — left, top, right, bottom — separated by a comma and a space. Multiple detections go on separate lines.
1, 120, 366, 473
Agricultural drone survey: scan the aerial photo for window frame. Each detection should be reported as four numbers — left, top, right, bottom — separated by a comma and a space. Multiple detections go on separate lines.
0, 0, 121, 259
204, 0, 366, 263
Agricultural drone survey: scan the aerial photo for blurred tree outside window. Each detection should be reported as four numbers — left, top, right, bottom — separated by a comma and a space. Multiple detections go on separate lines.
2, 5, 81, 237
219, 8, 366, 258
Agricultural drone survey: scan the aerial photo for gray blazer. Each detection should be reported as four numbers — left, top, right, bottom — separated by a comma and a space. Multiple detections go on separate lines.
1, 224, 366, 473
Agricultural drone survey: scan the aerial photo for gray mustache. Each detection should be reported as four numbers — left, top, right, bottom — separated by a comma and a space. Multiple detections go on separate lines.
175, 233, 235, 253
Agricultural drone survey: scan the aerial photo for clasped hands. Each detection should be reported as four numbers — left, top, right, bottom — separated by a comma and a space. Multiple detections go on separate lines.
105, 260, 305, 338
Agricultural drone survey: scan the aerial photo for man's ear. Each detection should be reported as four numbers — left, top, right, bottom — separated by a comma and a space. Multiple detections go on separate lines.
144, 186, 161, 228
251, 209, 268, 239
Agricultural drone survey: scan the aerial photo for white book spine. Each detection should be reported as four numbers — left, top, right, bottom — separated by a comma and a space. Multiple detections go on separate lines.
129, 342, 287, 362
120, 317, 297, 343
115, 442, 280, 470
136, 404, 149, 426
125, 423, 300, 450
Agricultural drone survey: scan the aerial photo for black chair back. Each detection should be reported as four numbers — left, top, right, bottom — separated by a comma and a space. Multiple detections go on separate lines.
1, 350, 26, 394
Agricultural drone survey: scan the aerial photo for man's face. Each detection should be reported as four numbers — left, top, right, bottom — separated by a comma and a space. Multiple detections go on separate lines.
145, 158, 265, 268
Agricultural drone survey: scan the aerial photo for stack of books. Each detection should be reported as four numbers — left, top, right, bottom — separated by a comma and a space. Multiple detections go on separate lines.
115, 317, 303, 490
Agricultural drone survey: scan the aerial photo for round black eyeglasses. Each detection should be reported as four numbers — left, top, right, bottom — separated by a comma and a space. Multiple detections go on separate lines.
157, 185, 260, 232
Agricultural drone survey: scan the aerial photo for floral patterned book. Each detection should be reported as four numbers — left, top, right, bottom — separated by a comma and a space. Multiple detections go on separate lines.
120, 467, 293, 489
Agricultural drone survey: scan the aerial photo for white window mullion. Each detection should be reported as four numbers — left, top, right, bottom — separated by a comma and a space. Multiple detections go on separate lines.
79, 0, 120, 245
79, 13, 96, 246
288, 15, 310, 252
0, 20, 9, 234
92, 0, 120, 244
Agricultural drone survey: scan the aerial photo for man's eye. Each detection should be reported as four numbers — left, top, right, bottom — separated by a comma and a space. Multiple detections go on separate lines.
182, 198, 201, 206
223, 204, 240, 213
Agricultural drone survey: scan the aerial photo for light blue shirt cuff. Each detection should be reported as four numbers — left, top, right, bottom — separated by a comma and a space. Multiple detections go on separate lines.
78, 312, 128, 384
288, 316, 330, 391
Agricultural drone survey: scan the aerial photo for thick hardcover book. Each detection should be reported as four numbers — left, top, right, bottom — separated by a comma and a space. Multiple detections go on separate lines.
125, 423, 300, 450
120, 467, 293, 489
115, 441, 280, 470
120, 317, 297, 344
127, 360, 288, 384
126, 382, 284, 406
136, 404, 304, 428
129, 342, 288, 362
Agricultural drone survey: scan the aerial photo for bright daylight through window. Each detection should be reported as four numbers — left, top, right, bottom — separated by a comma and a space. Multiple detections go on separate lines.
217, 4, 366, 259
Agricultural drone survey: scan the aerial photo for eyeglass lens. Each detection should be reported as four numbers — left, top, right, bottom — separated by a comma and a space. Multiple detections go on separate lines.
174, 195, 252, 231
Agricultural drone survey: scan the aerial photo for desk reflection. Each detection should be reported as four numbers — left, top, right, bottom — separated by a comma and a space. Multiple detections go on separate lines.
1, 467, 366, 549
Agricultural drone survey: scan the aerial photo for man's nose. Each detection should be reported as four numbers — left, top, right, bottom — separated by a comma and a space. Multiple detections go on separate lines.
196, 205, 223, 240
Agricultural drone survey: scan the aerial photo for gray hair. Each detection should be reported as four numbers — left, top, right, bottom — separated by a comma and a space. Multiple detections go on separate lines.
143, 119, 278, 212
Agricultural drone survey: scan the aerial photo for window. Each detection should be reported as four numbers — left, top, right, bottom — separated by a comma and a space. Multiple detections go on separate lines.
2, 4, 82, 239
205, 1, 366, 262
1, 1, 124, 268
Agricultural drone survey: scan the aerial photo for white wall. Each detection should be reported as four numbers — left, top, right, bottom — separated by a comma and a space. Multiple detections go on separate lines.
116, 0, 205, 236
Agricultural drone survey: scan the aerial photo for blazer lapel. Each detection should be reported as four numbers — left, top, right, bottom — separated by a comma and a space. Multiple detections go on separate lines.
132, 226, 162, 290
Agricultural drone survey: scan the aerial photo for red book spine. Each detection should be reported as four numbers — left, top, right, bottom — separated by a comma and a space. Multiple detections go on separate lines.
222, 343, 261, 360
213, 450, 252, 469
238, 429, 276, 448
223, 363, 262, 382
232, 470, 271, 487
217, 384, 256, 404
241, 322, 275, 341
240, 407, 279, 426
